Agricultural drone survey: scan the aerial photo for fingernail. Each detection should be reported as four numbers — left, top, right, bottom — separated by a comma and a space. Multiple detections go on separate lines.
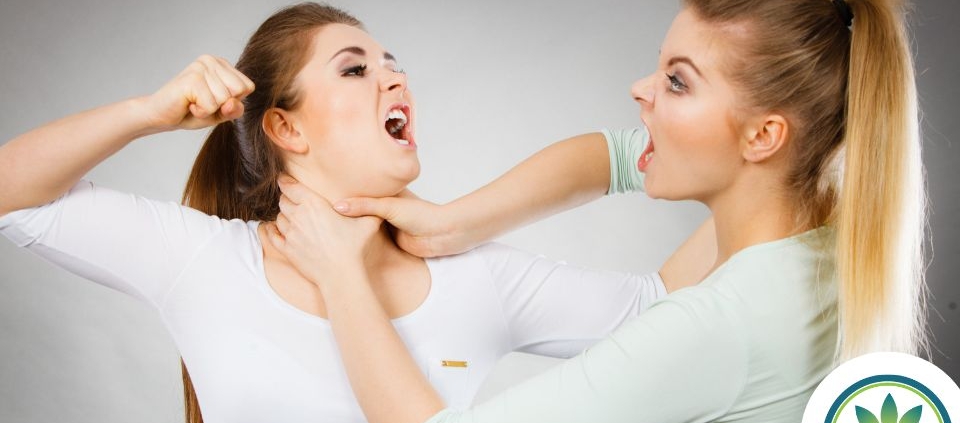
333, 202, 349, 213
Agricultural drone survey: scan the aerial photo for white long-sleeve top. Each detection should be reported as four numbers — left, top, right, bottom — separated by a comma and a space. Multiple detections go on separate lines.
0, 180, 666, 423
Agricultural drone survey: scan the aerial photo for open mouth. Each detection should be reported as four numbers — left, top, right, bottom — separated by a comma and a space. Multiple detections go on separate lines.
384, 104, 414, 147
638, 135, 655, 172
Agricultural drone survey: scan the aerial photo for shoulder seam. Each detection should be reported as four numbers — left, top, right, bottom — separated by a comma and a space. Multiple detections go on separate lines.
476, 243, 518, 350
157, 217, 229, 310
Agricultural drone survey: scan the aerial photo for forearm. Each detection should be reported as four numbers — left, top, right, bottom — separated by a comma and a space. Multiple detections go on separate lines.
0, 97, 159, 215
443, 132, 609, 246
320, 266, 444, 423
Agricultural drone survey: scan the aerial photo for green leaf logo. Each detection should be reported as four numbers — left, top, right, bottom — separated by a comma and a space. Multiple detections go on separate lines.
854, 394, 923, 423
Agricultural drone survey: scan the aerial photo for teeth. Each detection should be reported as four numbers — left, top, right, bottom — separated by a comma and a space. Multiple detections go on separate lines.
644, 152, 654, 161
387, 109, 407, 124
395, 139, 410, 146
386, 108, 408, 137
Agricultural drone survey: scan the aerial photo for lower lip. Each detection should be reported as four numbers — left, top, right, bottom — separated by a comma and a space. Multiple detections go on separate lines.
637, 138, 655, 172
394, 138, 416, 149
387, 132, 417, 150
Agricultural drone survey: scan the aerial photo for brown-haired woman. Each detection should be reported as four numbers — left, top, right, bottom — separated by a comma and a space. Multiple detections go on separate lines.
0, 3, 720, 423
271, 0, 929, 421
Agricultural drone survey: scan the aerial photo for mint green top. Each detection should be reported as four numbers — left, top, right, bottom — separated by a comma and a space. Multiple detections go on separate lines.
604, 127, 648, 195
425, 128, 839, 422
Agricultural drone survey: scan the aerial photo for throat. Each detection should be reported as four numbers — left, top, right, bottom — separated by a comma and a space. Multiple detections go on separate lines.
258, 222, 431, 320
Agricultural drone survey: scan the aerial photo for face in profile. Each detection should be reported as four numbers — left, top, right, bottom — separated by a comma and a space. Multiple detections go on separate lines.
630, 9, 755, 204
276, 23, 419, 198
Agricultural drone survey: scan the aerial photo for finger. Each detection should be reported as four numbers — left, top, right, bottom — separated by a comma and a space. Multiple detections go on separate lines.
277, 180, 302, 205
219, 98, 244, 121
203, 69, 233, 107
278, 193, 296, 213
177, 59, 204, 78
211, 57, 250, 99
265, 222, 286, 250
275, 212, 291, 235
217, 56, 255, 94
187, 77, 219, 119
278, 176, 316, 205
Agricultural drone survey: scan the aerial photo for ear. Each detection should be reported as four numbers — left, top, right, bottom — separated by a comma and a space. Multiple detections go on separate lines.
262, 108, 309, 154
742, 114, 788, 163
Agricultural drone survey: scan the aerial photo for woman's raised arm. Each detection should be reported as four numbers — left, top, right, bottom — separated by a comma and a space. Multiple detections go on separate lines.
334, 131, 624, 257
0, 55, 253, 216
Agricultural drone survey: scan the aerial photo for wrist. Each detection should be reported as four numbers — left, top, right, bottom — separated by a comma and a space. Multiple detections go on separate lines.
436, 201, 477, 253
309, 261, 368, 292
123, 96, 171, 137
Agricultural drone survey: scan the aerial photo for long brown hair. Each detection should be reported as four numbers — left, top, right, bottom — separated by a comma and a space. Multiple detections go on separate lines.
682, 0, 926, 359
179, 3, 363, 422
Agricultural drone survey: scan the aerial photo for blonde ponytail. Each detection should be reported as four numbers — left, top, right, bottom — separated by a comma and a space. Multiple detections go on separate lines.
682, 0, 928, 360
836, 0, 927, 358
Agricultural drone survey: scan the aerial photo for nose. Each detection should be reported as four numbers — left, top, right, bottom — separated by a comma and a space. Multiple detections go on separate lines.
631, 74, 656, 107
380, 68, 407, 94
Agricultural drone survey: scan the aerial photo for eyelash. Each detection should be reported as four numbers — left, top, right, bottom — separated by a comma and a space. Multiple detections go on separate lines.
343, 64, 368, 77
666, 73, 687, 93
342, 64, 406, 77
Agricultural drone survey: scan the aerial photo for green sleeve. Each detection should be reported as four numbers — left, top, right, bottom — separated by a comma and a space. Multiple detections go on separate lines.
603, 127, 648, 195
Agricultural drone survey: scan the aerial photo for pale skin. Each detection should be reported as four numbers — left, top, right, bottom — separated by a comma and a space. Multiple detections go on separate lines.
0, 24, 434, 321
273, 8, 802, 423
0, 21, 714, 422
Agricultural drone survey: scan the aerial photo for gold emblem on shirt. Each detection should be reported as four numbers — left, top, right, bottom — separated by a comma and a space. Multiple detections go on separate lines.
441, 360, 468, 368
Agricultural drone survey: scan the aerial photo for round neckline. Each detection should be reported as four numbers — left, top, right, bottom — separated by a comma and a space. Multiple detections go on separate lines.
702, 226, 833, 284
247, 221, 438, 327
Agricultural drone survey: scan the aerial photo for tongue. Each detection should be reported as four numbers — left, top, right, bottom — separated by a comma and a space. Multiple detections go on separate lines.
637, 138, 655, 170
389, 119, 409, 139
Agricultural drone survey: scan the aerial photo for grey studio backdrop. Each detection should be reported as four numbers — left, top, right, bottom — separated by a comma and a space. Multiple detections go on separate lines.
0, 0, 956, 421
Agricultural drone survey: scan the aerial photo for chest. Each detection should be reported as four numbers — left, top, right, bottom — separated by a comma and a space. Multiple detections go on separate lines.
158, 245, 511, 423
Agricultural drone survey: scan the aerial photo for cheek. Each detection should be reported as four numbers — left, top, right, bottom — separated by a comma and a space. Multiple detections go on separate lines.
652, 98, 741, 194
315, 96, 366, 136
299, 95, 379, 166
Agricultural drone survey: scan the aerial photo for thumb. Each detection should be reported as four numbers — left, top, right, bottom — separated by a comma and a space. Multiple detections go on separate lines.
333, 197, 401, 220
219, 98, 245, 121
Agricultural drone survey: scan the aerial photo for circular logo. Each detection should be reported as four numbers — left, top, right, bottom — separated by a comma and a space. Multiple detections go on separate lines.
803, 352, 960, 423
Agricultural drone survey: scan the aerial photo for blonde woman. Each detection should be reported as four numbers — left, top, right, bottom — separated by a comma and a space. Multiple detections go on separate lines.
272, 0, 928, 421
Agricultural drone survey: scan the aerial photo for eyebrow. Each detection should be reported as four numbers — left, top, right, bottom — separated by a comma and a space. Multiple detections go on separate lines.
327, 46, 397, 63
667, 56, 705, 79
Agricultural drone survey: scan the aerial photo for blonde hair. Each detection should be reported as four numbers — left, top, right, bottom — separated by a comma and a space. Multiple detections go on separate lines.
682, 0, 927, 360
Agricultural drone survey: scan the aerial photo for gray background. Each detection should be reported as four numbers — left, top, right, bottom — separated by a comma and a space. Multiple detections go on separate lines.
0, 0, 955, 421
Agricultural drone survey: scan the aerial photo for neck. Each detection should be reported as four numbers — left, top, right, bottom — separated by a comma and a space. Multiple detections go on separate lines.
705, 173, 799, 269
283, 167, 411, 274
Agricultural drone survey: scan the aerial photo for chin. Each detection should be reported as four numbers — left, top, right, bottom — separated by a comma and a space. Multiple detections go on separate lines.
394, 159, 421, 185
370, 167, 420, 198
643, 178, 661, 199
642, 179, 680, 201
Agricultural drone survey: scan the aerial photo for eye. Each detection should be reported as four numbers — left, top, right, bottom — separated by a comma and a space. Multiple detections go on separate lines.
666, 73, 687, 93
342, 64, 367, 77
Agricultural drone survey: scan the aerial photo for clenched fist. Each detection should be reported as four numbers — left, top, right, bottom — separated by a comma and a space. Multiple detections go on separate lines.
145, 55, 255, 131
